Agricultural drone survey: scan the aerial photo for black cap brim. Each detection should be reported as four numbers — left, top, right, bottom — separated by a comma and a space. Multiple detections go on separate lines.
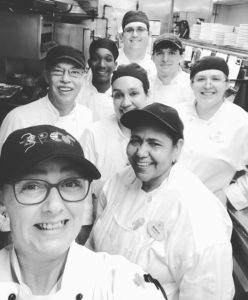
121, 109, 179, 136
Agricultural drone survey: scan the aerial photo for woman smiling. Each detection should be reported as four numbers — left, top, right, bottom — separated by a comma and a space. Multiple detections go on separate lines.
87, 103, 234, 300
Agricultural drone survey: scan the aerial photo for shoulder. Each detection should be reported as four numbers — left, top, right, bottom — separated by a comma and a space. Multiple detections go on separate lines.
169, 164, 232, 246
0, 245, 12, 281
86, 116, 118, 137
75, 102, 91, 112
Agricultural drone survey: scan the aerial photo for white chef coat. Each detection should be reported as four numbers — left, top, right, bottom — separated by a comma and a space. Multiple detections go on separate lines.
79, 115, 130, 222
87, 164, 234, 300
0, 242, 164, 300
149, 70, 194, 107
176, 100, 248, 210
0, 95, 93, 149
116, 48, 156, 80
76, 72, 115, 122
0, 95, 93, 228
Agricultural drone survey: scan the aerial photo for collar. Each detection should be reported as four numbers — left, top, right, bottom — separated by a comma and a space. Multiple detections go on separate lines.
45, 95, 77, 118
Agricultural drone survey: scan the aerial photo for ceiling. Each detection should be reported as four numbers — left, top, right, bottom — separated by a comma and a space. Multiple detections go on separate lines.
213, 0, 248, 4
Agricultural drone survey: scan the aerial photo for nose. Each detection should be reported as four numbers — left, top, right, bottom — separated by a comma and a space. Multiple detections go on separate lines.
132, 29, 138, 37
136, 143, 148, 157
60, 70, 71, 82
161, 52, 169, 62
99, 59, 106, 68
121, 95, 132, 108
204, 78, 213, 88
41, 187, 64, 214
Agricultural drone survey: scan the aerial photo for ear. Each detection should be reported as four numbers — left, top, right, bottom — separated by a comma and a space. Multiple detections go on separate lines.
113, 61, 118, 70
0, 189, 10, 230
173, 138, 184, 163
44, 70, 50, 85
88, 58, 92, 69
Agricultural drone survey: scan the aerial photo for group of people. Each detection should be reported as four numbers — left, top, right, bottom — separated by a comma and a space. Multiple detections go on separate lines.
0, 8, 248, 300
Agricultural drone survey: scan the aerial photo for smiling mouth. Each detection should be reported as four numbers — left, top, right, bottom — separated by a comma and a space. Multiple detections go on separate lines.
58, 87, 73, 92
201, 91, 215, 95
134, 161, 152, 169
34, 220, 69, 231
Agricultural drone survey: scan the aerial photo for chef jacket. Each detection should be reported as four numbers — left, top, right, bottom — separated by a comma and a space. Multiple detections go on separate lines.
0, 242, 165, 300
0, 95, 93, 230
176, 100, 248, 210
87, 164, 234, 300
0, 95, 92, 148
149, 70, 194, 107
79, 114, 130, 222
116, 48, 156, 80
76, 72, 115, 122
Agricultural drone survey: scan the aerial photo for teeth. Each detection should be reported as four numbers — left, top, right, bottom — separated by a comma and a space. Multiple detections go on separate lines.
59, 87, 72, 92
137, 162, 150, 167
36, 220, 67, 230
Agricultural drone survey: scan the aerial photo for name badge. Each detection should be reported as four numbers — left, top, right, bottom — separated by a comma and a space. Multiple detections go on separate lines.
147, 221, 164, 241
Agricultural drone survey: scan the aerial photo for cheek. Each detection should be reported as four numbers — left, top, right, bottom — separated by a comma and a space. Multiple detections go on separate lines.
132, 96, 147, 108
126, 144, 135, 158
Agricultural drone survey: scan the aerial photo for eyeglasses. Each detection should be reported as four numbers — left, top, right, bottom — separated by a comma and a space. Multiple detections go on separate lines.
50, 67, 84, 78
193, 75, 228, 85
124, 26, 148, 35
9, 177, 91, 205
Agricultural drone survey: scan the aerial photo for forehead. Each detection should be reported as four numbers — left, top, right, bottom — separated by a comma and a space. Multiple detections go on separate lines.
194, 69, 226, 77
124, 21, 147, 29
52, 60, 80, 69
19, 158, 82, 178
112, 76, 143, 90
91, 48, 114, 58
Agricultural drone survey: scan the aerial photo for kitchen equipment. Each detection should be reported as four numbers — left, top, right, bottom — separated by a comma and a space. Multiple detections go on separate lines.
0, 83, 22, 99
0, 10, 54, 59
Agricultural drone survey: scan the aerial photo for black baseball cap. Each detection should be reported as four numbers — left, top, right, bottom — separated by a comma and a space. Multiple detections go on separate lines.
190, 56, 229, 79
46, 45, 85, 69
122, 10, 150, 31
153, 33, 183, 53
0, 125, 101, 184
121, 102, 184, 139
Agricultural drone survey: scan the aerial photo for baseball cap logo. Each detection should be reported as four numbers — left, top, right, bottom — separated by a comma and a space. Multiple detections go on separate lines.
20, 131, 76, 153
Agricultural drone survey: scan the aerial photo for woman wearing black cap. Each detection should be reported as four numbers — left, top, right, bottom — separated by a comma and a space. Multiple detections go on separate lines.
78, 63, 150, 237
87, 102, 234, 300
177, 56, 248, 210
76, 38, 119, 121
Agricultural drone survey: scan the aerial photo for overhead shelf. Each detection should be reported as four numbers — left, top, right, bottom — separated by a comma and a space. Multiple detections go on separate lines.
181, 38, 248, 59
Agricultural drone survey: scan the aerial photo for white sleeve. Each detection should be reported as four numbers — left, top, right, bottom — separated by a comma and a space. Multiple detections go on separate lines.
0, 108, 20, 154
79, 127, 97, 164
175, 243, 234, 300
224, 172, 248, 210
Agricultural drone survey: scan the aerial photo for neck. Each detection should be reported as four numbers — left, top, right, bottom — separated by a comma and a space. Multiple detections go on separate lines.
16, 250, 68, 295
142, 167, 171, 192
117, 118, 130, 137
124, 47, 146, 62
92, 78, 111, 93
195, 99, 224, 120
158, 68, 179, 85
48, 94, 75, 116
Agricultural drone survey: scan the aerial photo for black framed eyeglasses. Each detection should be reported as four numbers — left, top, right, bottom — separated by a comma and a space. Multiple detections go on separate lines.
124, 26, 148, 35
50, 67, 85, 78
9, 177, 91, 205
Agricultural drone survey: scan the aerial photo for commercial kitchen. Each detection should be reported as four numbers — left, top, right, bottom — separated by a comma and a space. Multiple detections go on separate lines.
0, 1, 248, 299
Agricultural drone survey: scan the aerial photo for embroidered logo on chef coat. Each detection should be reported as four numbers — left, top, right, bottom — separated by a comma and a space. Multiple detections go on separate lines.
208, 130, 224, 143
147, 221, 165, 241
132, 218, 145, 230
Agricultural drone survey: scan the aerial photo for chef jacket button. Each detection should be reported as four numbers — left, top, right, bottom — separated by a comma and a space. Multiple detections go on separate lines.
76, 293, 83, 300
8, 294, 16, 300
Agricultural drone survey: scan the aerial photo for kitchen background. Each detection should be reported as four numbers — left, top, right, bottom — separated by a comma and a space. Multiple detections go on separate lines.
0, 0, 248, 299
